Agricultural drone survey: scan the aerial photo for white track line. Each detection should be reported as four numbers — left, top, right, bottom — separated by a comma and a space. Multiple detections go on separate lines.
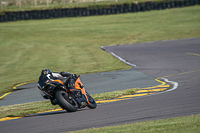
101, 46, 137, 68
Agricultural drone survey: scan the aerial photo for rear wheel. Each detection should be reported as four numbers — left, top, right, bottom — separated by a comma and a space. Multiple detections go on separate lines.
86, 91, 97, 109
55, 90, 78, 112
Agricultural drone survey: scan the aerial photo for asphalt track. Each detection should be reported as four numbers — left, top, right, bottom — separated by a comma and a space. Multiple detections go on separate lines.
1, 37, 200, 133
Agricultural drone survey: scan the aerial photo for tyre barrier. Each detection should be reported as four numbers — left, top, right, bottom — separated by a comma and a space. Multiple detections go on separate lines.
0, 0, 199, 23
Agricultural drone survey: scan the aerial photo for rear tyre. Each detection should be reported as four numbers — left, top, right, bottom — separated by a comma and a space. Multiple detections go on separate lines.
86, 91, 97, 109
55, 90, 78, 112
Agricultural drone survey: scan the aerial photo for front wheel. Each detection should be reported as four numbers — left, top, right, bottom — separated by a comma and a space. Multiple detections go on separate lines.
55, 90, 78, 112
86, 91, 97, 109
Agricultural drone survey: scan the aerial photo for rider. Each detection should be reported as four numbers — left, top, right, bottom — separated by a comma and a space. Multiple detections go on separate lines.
37, 68, 80, 105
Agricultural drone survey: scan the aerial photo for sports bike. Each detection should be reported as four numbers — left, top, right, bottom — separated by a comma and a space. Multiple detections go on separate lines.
37, 72, 97, 112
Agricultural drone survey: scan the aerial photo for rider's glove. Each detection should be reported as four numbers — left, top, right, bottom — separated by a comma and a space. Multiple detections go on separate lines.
72, 74, 78, 79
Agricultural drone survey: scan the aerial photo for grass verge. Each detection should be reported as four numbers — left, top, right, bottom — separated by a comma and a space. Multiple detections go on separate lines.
68, 114, 200, 133
0, 88, 139, 118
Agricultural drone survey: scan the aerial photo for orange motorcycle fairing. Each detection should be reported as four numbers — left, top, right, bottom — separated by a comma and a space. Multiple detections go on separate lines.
74, 78, 89, 104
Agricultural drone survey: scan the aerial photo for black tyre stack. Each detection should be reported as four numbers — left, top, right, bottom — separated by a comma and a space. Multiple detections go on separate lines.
0, 0, 199, 22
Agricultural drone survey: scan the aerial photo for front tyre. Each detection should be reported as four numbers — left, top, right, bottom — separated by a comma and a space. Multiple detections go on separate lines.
55, 90, 78, 112
86, 91, 97, 109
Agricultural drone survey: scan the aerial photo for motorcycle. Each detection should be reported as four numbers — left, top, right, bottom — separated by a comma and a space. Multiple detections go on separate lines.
37, 71, 97, 112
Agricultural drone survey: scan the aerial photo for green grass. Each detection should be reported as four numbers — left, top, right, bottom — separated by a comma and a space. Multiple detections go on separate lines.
68, 114, 200, 133
0, 6, 200, 95
0, 88, 139, 118
0, 100, 57, 118
92, 87, 140, 100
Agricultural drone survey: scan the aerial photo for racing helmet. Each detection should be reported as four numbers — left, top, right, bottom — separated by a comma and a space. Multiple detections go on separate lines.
41, 68, 51, 75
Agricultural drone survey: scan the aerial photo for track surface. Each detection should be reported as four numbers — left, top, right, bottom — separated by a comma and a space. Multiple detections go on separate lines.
1, 38, 200, 133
